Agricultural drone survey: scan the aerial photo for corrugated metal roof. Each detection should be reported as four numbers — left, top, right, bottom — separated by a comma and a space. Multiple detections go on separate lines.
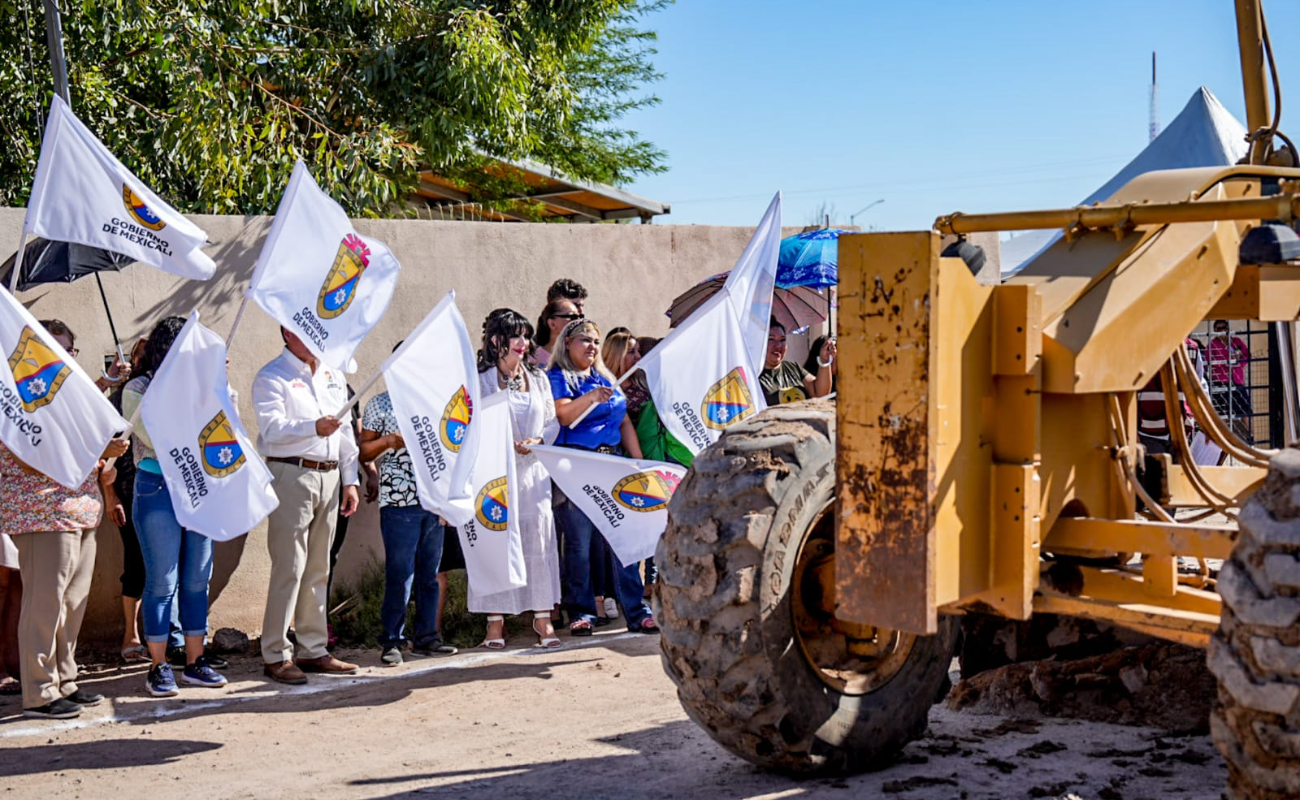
414, 156, 669, 223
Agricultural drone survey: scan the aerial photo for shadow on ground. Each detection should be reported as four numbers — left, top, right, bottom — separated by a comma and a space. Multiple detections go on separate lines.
0, 652, 606, 731
348, 719, 778, 800
345, 713, 1227, 800
0, 738, 222, 777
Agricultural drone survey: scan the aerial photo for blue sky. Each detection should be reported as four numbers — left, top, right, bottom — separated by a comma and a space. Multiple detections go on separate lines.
624, 0, 1300, 230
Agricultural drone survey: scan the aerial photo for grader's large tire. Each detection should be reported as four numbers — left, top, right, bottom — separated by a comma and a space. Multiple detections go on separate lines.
655, 398, 959, 775
1209, 449, 1300, 800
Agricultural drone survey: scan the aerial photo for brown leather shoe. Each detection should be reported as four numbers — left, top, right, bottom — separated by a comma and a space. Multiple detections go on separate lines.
297, 654, 358, 675
263, 660, 307, 685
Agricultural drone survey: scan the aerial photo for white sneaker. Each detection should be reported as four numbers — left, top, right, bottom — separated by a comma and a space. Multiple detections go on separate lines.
603, 597, 619, 619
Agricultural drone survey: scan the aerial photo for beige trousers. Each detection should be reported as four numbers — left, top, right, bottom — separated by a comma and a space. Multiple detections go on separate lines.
261, 462, 339, 664
15, 528, 96, 709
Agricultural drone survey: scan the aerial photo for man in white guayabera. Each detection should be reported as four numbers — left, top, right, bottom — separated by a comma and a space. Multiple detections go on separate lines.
252, 328, 360, 685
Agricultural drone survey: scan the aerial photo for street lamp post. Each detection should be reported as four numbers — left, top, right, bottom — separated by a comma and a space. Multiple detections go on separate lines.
850, 198, 885, 228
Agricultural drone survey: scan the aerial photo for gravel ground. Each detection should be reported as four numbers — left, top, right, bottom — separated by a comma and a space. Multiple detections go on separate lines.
0, 627, 1226, 800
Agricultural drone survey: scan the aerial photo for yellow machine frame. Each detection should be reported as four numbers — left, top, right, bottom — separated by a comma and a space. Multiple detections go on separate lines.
833, 0, 1299, 649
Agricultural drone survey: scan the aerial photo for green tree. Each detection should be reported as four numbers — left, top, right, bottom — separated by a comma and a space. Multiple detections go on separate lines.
0, 0, 667, 218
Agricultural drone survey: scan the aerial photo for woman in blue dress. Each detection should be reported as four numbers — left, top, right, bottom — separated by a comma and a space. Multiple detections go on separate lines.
547, 319, 657, 636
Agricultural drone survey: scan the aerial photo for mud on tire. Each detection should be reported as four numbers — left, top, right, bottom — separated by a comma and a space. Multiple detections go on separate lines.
1209, 449, 1300, 800
654, 398, 959, 775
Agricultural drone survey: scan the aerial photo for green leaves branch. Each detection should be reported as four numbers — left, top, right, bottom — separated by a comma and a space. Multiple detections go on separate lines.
0, 0, 668, 218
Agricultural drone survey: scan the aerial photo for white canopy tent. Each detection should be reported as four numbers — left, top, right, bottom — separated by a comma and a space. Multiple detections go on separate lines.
1001, 87, 1248, 279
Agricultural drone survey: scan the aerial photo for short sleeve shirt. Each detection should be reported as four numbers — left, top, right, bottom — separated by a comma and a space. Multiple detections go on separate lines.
0, 442, 103, 536
361, 392, 418, 508
759, 360, 811, 406
548, 368, 627, 450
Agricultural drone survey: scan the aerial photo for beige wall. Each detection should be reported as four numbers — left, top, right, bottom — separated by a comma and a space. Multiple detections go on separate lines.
0, 207, 807, 643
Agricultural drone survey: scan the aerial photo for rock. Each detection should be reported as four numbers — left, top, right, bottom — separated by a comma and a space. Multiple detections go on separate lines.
1119, 663, 1147, 694
210, 627, 250, 654
1017, 740, 1067, 758
948, 642, 1214, 732
881, 776, 958, 794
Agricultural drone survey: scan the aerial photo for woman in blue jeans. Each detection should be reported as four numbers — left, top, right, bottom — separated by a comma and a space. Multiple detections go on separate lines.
547, 319, 657, 636
121, 317, 226, 697
360, 380, 457, 666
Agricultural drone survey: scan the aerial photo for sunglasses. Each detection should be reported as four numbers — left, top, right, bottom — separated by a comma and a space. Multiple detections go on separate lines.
551, 313, 583, 321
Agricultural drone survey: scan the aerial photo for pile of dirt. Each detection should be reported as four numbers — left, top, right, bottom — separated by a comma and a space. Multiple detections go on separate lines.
948, 641, 1215, 732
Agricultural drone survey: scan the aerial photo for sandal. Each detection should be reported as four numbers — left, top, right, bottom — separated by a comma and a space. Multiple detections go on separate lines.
480, 615, 506, 649
0, 675, 19, 695
631, 615, 660, 634
120, 644, 149, 663
532, 612, 561, 649
569, 619, 593, 637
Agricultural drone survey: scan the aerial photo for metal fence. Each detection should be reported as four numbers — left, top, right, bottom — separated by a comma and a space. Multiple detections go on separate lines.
1189, 319, 1283, 449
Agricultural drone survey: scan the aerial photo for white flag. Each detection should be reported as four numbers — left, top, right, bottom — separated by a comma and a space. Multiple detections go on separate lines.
723, 192, 781, 368
24, 95, 214, 281
0, 286, 127, 488
139, 312, 278, 541
247, 160, 400, 372
531, 445, 686, 566
457, 392, 526, 596
638, 288, 767, 455
383, 291, 481, 527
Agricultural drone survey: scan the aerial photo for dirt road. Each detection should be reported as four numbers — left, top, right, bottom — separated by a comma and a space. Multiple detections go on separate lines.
0, 628, 1226, 800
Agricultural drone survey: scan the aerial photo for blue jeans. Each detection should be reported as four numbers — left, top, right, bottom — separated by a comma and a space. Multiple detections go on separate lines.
167, 600, 184, 650
556, 499, 651, 627
132, 471, 213, 643
379, 505, 444, 649
590, 533, 617, 597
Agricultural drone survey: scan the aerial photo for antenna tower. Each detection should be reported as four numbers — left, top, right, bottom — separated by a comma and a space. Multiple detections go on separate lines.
1149, 51, 1160, 142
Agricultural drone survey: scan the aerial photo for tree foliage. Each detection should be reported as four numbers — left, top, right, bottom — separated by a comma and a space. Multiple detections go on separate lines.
0, 0, 667, 217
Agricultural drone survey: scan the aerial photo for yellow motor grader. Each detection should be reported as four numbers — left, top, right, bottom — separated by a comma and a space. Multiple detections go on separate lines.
655, 3, 1300, 798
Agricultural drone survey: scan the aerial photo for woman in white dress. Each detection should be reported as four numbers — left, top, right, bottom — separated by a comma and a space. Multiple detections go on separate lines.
470, 308, 562, 648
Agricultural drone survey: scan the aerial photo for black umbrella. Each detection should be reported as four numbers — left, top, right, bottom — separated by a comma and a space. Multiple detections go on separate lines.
2, 237, 133, 357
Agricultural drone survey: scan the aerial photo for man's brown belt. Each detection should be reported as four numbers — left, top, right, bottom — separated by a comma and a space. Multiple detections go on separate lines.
266, 456, 339, 472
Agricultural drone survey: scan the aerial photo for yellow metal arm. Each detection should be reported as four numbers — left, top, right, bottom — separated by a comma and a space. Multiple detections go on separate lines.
935, 192, 1300, 236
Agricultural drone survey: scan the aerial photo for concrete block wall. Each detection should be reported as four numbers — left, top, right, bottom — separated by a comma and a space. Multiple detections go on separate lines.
0, 207, 809, 642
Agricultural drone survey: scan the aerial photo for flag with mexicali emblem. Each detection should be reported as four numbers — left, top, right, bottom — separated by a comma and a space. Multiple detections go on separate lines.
246, 160, 401, 372
634, 287, 767, 455
139, 311, 278, 541
381, 291, 482, 528
530, 445, 687, 565
0, 285, 127, 488
23, 95, 215, 281
455, 392, 526, 596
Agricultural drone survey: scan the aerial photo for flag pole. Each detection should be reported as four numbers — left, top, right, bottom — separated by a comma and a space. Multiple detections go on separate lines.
333, 362, 384, 421
224, 295, 250, 349
8, 230, 27, 293
43, 0, 71, 107
43, 0, 127, 365
93, 272, 126, 362
40, 0, 69, 307
567, 368, 635, 429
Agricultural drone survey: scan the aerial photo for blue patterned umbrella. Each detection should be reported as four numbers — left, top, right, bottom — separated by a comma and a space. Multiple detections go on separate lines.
777, 228, 850, 289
